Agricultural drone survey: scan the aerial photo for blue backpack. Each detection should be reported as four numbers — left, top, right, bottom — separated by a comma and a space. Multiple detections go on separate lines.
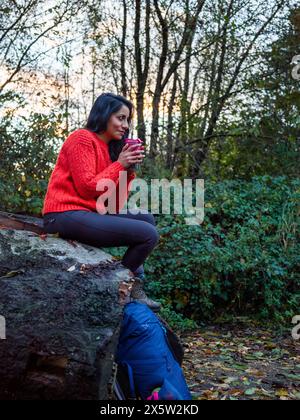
115, 302, 192, 400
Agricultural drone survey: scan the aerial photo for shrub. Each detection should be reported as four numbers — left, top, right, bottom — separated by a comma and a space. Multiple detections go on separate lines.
144, 176, 300, 322
0, 111, 66, 215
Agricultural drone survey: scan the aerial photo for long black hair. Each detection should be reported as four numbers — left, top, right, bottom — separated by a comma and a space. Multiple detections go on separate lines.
84, 92, 134, 162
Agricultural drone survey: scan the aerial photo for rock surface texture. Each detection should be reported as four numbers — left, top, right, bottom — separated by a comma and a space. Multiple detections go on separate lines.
0, 215, 134, 400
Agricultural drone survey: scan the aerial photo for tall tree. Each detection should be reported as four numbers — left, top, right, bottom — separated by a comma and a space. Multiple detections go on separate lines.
121, 0, 128, 96
150, 0, 206, 160
134, 0, 151, 141
189, 0, 286, 178
0, 0, 81, 94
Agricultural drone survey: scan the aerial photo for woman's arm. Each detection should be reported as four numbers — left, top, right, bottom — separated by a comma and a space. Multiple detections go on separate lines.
68, 138, 127, 200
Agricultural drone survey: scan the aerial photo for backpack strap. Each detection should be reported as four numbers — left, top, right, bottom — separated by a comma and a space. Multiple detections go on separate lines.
156, 315, 184, 365
121, 362, 136, 399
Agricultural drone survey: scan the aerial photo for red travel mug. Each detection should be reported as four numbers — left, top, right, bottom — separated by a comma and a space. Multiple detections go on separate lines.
124, 138, 144, 170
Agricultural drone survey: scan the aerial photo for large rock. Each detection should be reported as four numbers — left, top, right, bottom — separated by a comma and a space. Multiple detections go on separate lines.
0, 227, 134, 400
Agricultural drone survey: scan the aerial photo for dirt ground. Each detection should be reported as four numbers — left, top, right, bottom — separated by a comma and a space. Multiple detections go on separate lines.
180, 320, 300, 400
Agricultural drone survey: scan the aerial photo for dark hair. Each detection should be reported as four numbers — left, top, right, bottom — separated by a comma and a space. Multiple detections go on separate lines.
84, 92, 134, 162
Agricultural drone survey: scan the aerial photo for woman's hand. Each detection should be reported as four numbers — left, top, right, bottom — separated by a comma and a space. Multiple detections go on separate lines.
117, 144, 145, 169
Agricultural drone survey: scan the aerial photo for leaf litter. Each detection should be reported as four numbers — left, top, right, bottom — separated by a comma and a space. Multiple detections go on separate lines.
180, 320, 299, 400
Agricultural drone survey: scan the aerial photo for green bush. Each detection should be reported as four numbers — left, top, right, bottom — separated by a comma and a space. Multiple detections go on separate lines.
0, 111, 66, 215
143, 176, 300, 322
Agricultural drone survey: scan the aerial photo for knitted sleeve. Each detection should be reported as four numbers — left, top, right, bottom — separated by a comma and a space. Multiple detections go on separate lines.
67, 135, 128, 200
116, 170, 137, 212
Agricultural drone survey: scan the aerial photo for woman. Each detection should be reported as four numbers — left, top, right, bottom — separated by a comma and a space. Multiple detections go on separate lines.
42, 92, 161, 311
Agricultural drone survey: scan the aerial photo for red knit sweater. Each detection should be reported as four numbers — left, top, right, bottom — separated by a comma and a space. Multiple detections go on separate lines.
42, 128, 136, 215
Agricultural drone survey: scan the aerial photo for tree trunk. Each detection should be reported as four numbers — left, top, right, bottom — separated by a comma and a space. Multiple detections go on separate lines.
135, 0, 151, 143
190, 0, 285, 178
150, 0, 206, 160
166, 73, 177, 170
121, 0, 128, 97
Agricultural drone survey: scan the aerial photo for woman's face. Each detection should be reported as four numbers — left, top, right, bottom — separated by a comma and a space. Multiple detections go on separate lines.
105, 104, 131, 140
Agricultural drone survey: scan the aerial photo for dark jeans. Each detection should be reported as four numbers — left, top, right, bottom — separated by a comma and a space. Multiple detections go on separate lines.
43, 209, 160, 277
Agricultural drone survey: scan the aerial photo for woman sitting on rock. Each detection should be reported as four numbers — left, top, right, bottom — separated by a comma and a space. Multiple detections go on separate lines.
42, 92, 161, 311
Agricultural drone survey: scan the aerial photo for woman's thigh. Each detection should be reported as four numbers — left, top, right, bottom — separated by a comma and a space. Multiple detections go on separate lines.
110, 208, 156, 226
43, 210, 159, 248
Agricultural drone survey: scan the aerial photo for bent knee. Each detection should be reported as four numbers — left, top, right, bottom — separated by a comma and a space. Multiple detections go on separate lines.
144, 212, 156, 226
146, 225, 160, 246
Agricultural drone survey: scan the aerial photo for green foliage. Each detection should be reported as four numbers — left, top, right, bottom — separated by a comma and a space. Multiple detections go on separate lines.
143, 176, 300, 322
158, 300, 199, 331
203, 9, 300, 181
104, 176, 299, 324
0, 110, 66, 215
